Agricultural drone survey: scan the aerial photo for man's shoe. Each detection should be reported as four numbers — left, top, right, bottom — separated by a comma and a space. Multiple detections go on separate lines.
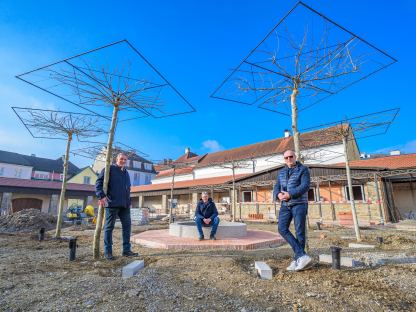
209, 235, 216, 240
286, 260, 297, 271
104, 253, 115, 261
295, 255, 313, 271
198, 236, 204, 241
122, 250, 139, 257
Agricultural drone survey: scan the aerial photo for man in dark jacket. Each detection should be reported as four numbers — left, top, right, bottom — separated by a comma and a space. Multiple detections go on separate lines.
273, 149, 312, 271
95, 153, 138, 260
194, 192, 220, 240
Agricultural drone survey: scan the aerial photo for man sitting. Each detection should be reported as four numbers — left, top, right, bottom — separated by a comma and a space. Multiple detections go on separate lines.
194, 192, 220, 240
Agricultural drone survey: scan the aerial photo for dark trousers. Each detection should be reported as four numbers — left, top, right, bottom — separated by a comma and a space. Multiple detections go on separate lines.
104, 207, 131, 254
278, 203, 308, 260
195, 216, 220, 238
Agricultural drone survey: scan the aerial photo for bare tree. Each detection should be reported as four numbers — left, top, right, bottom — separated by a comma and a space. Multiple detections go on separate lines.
211, 1, 396, 160
16, 40, 196, 259
301, 108, 399, 241
12, 107, 107, 238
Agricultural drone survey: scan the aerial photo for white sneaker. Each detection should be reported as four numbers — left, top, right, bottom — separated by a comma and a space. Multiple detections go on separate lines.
286, 260, 297, 271
295, 255, 313, 271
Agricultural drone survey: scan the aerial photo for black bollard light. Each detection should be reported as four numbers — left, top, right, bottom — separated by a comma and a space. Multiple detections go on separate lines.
376, 236, 383, 244
69, 237, 77, 261
38, 228, 45, 241
316, 222, 322, 230
330, 246, 342, 270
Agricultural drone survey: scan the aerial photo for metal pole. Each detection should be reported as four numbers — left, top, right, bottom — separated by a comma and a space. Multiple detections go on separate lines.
316, 178, 322, 220
343, 136, 361, 242
374, 173, 385, 225
232, 160, 236, 222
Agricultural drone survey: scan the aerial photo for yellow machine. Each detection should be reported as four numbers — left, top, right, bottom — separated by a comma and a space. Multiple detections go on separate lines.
66, 204, 96, 224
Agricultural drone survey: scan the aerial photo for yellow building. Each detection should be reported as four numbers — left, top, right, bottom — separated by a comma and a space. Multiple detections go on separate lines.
68, 166, 98, 185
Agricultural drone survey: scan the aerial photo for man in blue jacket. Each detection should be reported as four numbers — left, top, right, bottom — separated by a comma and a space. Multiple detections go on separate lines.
95, 153, 138, 260
194, 192, 220, 240
273, 149, 312, 271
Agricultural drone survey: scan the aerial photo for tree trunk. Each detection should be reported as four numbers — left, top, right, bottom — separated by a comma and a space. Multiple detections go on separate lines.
55, 132, 72, 238
93, 104, 119, 259
343, 136, 361, 242
290, 87, 301, 160
169, 166, 176, 223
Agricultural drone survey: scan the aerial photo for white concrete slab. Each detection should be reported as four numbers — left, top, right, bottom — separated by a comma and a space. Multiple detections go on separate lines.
122, 260, 144, 278
254, 261, 273, 280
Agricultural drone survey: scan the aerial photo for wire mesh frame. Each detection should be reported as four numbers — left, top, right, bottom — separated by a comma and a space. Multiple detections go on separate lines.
16, 39, 196, 121
210, 1, 397, 116
12, 106, 109, 141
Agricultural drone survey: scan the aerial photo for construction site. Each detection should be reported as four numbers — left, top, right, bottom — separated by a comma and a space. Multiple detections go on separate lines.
1, 1, 415, 311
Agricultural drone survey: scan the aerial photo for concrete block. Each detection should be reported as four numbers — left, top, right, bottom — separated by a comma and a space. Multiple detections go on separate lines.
319, 254, 364, 268
349, 243, 376, 249
122, 260, 144, 278
254, 261, 272, 280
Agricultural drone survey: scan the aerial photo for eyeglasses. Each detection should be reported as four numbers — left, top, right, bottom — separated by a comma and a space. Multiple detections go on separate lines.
284, 155, 294, 160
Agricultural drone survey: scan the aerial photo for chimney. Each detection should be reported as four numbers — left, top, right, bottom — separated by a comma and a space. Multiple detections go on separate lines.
185, 147, 190, 154
390, 150, 401, 156
284, 129, 291, 138
30, 154, 36, 157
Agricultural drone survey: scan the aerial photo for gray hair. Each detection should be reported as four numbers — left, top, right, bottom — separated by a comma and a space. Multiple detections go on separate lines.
202, 192, 209, 196
116, 152, 128, 159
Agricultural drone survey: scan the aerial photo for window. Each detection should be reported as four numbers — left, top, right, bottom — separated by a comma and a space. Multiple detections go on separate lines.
83, 176, 91, 184
133, 161, 141, 169
134, 172, 140, 183
59, 174, 64, 181
144, 163, 152, 171
345, 185, 365, 201
308, 188, 316, 201
14, 168, 22, 178
144, 175, 151, 184
0, 167, 4, 176
242, 191, 252, 202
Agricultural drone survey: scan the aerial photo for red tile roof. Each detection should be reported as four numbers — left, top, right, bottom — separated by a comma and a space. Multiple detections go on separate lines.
0, 177, 95, 192
174, 151, 203, 163
336, 154, 416, 170
131, 174, 248, 192
196, 125, 345, 167
156, 167, 194, 178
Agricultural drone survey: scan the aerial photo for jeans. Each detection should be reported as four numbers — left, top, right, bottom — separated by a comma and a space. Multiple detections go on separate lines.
278, 203, 308, 260
195, 216, 220, 238
104, 207, 131, 254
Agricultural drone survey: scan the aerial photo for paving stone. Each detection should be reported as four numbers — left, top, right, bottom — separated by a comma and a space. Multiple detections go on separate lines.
319, 254, 364, 267
254, 261, 272, 280
122, 260, 144, 278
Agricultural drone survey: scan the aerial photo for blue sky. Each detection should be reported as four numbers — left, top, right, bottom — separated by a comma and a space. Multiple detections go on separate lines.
0, 0, 414, 167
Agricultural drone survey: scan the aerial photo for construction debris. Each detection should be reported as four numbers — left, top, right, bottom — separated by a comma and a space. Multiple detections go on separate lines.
0, 209, 56, 233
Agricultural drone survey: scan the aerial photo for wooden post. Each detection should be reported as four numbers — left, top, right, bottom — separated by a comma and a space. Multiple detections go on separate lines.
374, 173, 385, 225
231, 160, 236, 222
316, 178, 322, 220
343, 135, 361, 242
290, 86, 301, 160
169, 166, 176, 223
365, 181, 372, 224
328, 180, 336, 221
55, 132, 72, 238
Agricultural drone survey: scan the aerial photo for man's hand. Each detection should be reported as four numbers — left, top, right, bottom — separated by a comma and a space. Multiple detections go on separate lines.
203, 218, 211, 224
278, 192, 285, 201
281, 191, 291, 201
98, 197, 107, 207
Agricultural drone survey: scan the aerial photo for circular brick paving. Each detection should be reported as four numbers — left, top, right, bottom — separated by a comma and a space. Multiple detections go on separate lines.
131, 229, 284, 250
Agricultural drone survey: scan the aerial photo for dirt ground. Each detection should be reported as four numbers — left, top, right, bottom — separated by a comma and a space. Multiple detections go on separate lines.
1, 220, 415, 312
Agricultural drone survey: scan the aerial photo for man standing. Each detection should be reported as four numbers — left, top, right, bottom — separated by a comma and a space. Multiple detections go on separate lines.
95, 153, 138, 260
273, 149, 312, 271
194, 192, 220, 240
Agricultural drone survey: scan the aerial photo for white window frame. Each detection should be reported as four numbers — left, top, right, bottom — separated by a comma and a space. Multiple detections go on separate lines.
242, 191, 253, 203
83, 176, 91, 184
144, 163, 152, 170
308, 188, 316, 202
133, 161, 141, 169
344, 185, 365, 202
0, 167, 4, 176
